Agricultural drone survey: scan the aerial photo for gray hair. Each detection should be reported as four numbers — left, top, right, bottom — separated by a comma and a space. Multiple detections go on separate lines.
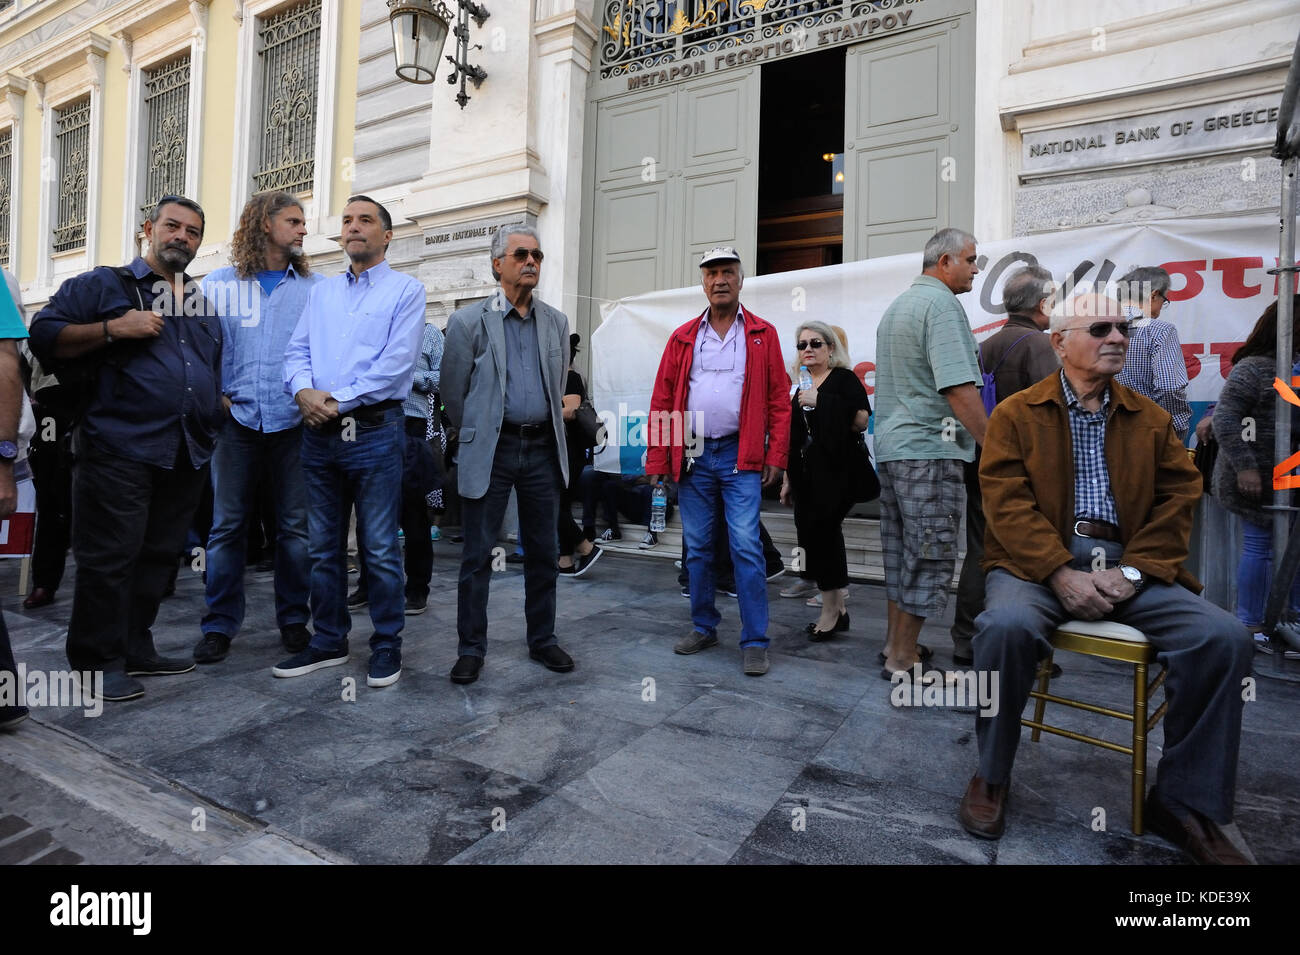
490, 224, 541, 261
1003, 265, 1056, 315
921, 228, 976, 269
1115, 266, 1171, 306
1050, 292, 1124, 333
148, 194, 205, 236
789, 320, 850, 379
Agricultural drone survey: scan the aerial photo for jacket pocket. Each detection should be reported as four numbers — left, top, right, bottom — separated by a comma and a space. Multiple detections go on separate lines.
918, 514, 959, 560
459, 426, 476, 443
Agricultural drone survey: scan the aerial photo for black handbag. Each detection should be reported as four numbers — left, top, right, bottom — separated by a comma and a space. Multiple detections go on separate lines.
850, 433, 881, 503
574, 397, 606, 449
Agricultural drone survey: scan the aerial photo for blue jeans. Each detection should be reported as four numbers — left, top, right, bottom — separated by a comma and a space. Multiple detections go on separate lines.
301, 408, 405, 653
678, 435, 767, 647
1235, 517, 1300, 630
202, 418, 309, 637
457, 430, 560, 657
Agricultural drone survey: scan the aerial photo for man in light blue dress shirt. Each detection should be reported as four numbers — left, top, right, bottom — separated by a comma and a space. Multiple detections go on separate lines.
1115, 266, 1191, 441
194, 192, 323, 665
274, 196, 426, 689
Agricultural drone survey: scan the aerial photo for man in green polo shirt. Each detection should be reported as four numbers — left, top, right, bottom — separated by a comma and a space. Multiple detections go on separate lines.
874, 228, 988, 683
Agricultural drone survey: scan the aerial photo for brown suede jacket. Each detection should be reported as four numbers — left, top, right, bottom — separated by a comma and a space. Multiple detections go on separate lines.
979, 372, 1202, 592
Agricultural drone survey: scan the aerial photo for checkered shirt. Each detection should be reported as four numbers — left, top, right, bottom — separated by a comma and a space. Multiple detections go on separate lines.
1114, 310, 1191, 437
1061, 371, 1120, 527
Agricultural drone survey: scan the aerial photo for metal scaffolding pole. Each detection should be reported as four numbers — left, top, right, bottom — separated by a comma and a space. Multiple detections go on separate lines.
1266, 31, 1300, 651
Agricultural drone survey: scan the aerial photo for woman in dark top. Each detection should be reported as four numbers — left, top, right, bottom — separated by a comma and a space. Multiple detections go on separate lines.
1211, 295, 1300, 644
781, 320, 872, 639
558, 333, 603, 577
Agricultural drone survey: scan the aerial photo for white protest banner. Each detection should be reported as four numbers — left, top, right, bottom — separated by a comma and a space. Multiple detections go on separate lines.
591, 215, 1293, 475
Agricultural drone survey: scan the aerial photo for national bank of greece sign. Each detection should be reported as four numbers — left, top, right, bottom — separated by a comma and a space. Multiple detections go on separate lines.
1020, 94, 1280, 180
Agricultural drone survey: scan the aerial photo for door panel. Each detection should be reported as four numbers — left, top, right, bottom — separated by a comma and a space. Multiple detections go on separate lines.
857, 35, 948, 138
591, 69, 759, 303
677, 69, 759, 286
596, 91, 674, 184
843, 18, 972, 262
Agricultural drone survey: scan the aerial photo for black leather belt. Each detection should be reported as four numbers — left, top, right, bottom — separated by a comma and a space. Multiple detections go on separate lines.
320, 398, 401, 432
501, 421, 550, 439
1073, 519, 1121, 542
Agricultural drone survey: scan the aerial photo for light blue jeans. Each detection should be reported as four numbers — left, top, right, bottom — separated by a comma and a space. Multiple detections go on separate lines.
1235, 517, 1300, 630
678, 435, 768, 647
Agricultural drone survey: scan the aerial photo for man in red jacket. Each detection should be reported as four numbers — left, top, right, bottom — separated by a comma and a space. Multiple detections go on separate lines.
647, 247, 790, 676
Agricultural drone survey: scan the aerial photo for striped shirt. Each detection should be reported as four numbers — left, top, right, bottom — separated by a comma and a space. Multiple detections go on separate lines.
1115, 309, 1190, 439
1061, 371, 1120, 527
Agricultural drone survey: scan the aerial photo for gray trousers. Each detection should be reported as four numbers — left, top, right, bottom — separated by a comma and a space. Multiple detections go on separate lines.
973, 537, 1253, 824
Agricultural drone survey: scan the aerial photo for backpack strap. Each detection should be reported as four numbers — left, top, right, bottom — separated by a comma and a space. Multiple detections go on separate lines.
983, 332, 1036, 378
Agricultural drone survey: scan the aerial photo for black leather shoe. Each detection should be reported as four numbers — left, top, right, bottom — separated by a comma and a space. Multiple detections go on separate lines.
280, 623, 311, 653
450, 655, 484, 685
126, 655, 196, 676
193, 633, 231, 663
529, 644, 575, 672
98, 672, 146, 702
808, 612, 850, 642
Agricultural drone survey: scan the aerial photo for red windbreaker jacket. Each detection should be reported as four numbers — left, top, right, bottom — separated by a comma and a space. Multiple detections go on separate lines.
646, 306, 791, 479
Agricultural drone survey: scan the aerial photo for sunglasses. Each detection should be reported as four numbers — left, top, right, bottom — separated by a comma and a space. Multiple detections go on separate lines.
1062, 321, 1132, 339
508, 248, 544, 263
795, 339, 826, 351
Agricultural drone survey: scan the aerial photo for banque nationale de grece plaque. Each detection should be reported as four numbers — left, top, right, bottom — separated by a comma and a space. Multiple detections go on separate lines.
1020, 94, 1280, 180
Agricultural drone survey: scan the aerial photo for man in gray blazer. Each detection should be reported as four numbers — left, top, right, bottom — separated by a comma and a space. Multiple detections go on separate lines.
440, 226, 587, 684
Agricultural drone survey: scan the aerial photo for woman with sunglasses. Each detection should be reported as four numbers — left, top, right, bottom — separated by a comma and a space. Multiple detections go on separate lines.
780, 321, 872, 639
1211, 294, 1300, 651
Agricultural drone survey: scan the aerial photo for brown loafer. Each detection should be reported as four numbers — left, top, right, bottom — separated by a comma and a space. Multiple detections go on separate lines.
22, 587, 55, 609
1144, 795, 1253, 865
958, 774, 1009, 840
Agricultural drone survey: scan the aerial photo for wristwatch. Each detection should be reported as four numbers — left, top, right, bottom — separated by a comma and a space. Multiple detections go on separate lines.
1119, 564, 1145, 593
0, 440, 18, 463
103, 318, 114, 343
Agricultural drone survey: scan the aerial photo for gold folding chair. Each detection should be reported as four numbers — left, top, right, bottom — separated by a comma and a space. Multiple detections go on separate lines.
1020, 619, 1168, 834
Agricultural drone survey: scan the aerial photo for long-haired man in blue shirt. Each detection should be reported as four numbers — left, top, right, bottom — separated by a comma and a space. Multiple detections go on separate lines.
193, 192, 323, 665
276, 195, 425, 689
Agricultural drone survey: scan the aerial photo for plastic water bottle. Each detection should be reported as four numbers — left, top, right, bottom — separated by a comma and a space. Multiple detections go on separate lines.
650, 482, 668, 533
799, 366, 814, 411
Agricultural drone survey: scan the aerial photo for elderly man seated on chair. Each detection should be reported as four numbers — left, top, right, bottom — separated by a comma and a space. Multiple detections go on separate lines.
958, 291, 1253, 864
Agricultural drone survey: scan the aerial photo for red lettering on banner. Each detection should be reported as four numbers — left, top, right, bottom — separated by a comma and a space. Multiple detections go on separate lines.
1212, 257, 1264, 299
854, 361, 875, 396
1209, 342, 1243, 381
1180, 344, 1202, 382
1160, 260, 1205, 301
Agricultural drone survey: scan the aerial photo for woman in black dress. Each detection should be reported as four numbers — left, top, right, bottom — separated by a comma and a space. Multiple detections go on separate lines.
780, 321, 872, 639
